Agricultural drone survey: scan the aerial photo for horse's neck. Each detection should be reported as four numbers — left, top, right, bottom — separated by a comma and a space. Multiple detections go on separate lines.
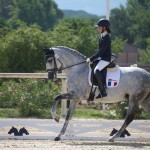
55, 49, 88, 76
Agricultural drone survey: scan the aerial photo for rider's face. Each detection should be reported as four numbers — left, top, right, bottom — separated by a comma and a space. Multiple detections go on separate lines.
98, 26, 103, 33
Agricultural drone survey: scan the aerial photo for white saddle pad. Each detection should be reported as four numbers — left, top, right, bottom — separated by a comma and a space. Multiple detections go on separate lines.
88, 65, 121, 88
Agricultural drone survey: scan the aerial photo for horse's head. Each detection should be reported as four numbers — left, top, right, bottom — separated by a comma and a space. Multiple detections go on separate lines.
19, 127, 29, 135
8, 126, 18, 135
43, 48, 62, 81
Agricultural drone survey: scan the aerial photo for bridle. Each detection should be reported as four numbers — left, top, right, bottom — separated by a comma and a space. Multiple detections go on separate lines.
45, 53, 61, 72
44, 48, 86, 79
44, 48, 60, 80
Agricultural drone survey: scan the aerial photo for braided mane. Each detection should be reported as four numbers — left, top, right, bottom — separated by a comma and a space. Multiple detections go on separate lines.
53, 46, 86, 60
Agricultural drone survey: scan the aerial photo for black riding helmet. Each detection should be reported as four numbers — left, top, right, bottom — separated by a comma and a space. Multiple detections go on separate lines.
96, 18, 111, 33
96, 18, 110, 27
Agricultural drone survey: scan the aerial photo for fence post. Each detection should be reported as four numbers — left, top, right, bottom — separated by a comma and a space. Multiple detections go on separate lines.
102, 104, 106, 110
61, 76, 67, 118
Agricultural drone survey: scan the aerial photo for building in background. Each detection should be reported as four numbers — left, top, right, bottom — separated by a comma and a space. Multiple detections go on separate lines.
117, 43, 139, 66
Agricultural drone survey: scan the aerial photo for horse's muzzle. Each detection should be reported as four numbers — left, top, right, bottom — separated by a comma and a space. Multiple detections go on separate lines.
47, 71, 55, 80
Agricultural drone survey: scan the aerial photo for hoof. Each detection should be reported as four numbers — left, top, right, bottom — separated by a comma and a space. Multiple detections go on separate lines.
54, 116, 60, 123
108, 138, 115, 142
54, 137, 61, 141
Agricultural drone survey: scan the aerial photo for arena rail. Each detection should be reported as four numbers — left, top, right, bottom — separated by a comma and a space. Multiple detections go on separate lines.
0, 73, 66, 79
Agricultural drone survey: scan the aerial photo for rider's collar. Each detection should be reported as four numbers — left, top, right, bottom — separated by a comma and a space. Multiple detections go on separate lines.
101, 31, 108, 38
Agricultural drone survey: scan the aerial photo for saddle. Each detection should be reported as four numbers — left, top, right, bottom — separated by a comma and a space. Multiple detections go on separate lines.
90, 60, 116, 87
88, 59, 118, 102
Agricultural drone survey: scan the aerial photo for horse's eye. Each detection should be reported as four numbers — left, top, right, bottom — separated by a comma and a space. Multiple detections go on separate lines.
48, 58, 53, 63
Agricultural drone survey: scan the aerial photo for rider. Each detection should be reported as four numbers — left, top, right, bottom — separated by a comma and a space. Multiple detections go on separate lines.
86, 18, 112, 99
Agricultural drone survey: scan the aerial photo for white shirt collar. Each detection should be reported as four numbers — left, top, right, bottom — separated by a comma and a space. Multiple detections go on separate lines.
101, 31, 108, 38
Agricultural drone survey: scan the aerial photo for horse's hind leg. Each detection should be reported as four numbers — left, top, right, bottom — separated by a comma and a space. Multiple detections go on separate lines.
108, 94, 139, 142
54, 100, 76, 141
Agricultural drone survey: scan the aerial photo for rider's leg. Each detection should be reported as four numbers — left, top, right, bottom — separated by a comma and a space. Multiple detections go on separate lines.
95, 69, 107, 98
94, 60, 109, 98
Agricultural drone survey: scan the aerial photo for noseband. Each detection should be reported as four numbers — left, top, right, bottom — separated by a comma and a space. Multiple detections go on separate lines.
44, 48, 60, 80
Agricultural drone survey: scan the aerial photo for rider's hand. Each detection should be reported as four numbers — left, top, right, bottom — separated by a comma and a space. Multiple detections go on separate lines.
86, 58, 90, 63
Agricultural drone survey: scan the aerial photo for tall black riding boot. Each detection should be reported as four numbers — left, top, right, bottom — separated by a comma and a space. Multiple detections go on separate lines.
95, 70, 107, 98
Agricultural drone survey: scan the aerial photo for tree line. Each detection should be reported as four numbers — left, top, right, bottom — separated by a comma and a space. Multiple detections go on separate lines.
110, 0, 150, 63
0, 0, 149, 73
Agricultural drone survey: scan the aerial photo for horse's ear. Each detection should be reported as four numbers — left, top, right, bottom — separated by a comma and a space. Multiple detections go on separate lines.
43, 47, 54, 54
43, 47, 55, 55
43, 48, 49, 53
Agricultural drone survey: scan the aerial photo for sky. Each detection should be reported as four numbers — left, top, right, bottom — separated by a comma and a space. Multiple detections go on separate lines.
54, 0, 127, 16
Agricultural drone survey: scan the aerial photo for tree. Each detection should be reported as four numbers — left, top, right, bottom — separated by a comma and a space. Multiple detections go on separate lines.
0, 19, 10, 37
49, 18, 124, 57
0, 18, 125, 72
126, 0, 150, 48
139, 37, 150, 64
111, 37, 126, 54
0, 24, 52, 72
110, 0, 150, 49
0, 0, 12, 20
110, 5, 130, 41
8, 0, 63, 30
48, 18, 98, 57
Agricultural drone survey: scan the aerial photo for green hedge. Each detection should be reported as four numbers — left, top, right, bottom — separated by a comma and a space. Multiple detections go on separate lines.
0, 79, 60, 117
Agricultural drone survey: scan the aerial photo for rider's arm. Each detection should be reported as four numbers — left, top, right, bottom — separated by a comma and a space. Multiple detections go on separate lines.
99, 35, 110, 58
89, 50, 100, 62
89, 35, 110, 62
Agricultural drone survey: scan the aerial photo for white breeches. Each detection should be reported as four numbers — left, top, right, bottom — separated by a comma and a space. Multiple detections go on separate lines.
94, 60, 109, 73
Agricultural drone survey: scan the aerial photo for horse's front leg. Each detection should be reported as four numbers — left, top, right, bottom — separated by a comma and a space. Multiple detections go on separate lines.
51, 92, 74, 122
54, 100, 76, 141
108, 95, 138, 142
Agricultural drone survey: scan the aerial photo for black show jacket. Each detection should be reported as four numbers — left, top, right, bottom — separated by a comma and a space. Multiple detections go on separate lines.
90, 34, 111, 62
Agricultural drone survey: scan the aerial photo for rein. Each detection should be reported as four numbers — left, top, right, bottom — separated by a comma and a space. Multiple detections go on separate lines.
61, 53, 117, 71
45, 53, 86, 73
57, 60, 86, 71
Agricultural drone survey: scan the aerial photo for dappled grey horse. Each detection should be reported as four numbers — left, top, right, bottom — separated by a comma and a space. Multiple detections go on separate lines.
43, 46, 150, 142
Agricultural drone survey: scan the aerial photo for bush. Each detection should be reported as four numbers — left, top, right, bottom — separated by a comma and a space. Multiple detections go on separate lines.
47, 18, 125, 57
0, 24, 52, 72
0, 79, 60, 117
109, 101, 149, 119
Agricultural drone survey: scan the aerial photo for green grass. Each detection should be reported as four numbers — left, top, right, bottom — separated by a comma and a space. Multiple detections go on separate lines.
0, 107, 115, 119
0, 107, 150, 119
0, 108, 21, 118
140, 113, 150, 119
74, 107, 115, 119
